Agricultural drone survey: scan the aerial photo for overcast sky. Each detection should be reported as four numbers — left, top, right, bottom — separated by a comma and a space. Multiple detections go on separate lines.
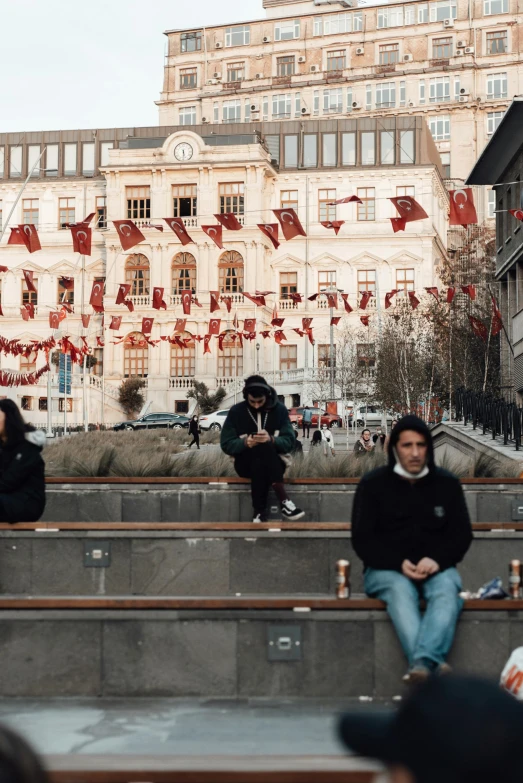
0, 0, 263, 134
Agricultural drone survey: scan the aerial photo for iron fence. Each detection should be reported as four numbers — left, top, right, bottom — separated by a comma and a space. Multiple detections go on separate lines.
454, 387, 523, 450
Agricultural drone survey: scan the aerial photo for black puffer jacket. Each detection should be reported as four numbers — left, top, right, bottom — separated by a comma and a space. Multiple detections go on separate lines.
0, 430, 46, 522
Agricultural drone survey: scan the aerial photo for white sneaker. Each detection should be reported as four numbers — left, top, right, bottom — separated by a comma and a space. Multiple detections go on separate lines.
281, 499, 305, 520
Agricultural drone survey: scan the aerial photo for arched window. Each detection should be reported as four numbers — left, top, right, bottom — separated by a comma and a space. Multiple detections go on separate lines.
217, 331, 243, 378
124, 331, 149, 378
125, 254, 150, 296
170, 332, 195, 378
172, 253, 196, 295
218, 250, 244, 294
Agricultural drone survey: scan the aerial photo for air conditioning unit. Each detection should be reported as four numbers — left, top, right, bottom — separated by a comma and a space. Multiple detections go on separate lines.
356, 46, 364, 55
250, 104, 260, 112
255, 73, 264, 79
403, 53, 413, 62
215, 41, 223, 48
464, 46, 474, 54
202, 117, 210, 123
408, 100, 415, 107
301, 107, 310, 115
460, 87, 469, 95
443, 17, 454, 26
455, 49, 465, 56
352, 100, 362, 109
262, 36, 271, 43
457, 39, 467, 48
310, 64, 320, 72
458, 95, 469, 102
213, 72, 222, 79
208, 79, 218, 85
298, 55, 306, 63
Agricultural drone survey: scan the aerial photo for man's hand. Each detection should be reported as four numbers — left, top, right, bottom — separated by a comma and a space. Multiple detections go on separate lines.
416, 557, 440, 577
401, 559, 426, 581
253, 429, 271, 444
246, 435, 258, 448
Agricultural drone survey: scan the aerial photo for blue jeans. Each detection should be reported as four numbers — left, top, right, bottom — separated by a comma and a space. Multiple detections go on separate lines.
364, 567, 464, 667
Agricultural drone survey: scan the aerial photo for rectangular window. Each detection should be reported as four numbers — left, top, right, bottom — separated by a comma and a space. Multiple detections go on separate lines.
280, 345, 297, 371
357, 344, 376, 370
405, 6, 416, 23
280, 271, 298, 299
429, 115, 450, 140
429, 0, 457, 21
275, 19, 300, 40
272, 93, 291, 119
223, 99, 241, 123
318, 344, 335, 368
318, 12, 359, 35
213, 102, 219, 123
180, 67, 197, 89
58, 197, 75, 228
323, 88, 343, 114
173, 184, 197, 218
22, 278, 38, 306
219, 182, 244, 215
318, 271, 336, 293
280, 190, 298, 210
418, 4, 429, 22
227, 62, 245, 82
284, 135, 298, 167
396, 268, 415, 292
376, 81, 396, 108
39, 398, 48, 412
397, 186, 415, 197
432, 36, 453, 58
342, 133, 356, 165
58, 277, 74, 305
244, 99, 251, 122
96, 196, 107, 229
179, 106, 196, 125
488, 189, 496, 219
10, 146, 22, 178
419, 80, 426, 104
322, 133, 337, 167
353, 11, 363, 30
20, 396, 34, 411
294, 93, 301, 117
357, 269, 376, 295
380, 130, 395, 164
484, 0, 508, 13
100, 142, 113, 167
126, 186, 151, 220
314, 90, 320, 115
486, 30, 507, 53
175, 400, 189, 414
0, 147, 4, 177
429, 76, 450, 102
181, 31, 202, 52
361, 132, 376, 165
319, 189, 336, 222
366, 84, 372, 110
59, 398, 74, 413
263, 96, 269, 121
28, 145, 40, 177
225, 25, 250, 47
454, 77, 461, 101
487, 72, 507, 98
82, 142, 95, 176
64, 143, 77, 176
400, 81, 406, 106
327, 50, 346, 71
400, 130, 415, 163
277, 56, 295, 77
23, 198, 39, 227
303, 134, 318, 168
357, 188, 375, 221
440, 151, 451, 178
378, 6, 404, 28
347, 87, 353, 111
266, 135, 280, 166
487, 110, 505, 134
379, 43, 399, 65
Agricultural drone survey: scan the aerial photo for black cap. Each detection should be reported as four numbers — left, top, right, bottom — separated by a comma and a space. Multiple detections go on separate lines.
339, 675, 523, 783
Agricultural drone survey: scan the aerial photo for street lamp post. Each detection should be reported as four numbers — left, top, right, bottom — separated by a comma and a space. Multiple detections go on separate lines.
256, 342, 260, 372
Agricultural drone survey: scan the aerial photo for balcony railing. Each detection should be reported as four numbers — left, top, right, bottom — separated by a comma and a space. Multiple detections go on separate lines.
279, 299, 299, 310
169, 377, 194, 389
130, 295, 151, 308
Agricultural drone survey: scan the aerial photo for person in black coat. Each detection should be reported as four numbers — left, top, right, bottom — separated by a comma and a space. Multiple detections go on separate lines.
0, 400, 46, 523
187, 415, 200, 449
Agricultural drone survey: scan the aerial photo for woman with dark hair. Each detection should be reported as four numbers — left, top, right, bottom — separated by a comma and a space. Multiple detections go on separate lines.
311, 429, 323, 447
0, 723, 50, 783
0, 399, 46, 522
187, 415, 200, 449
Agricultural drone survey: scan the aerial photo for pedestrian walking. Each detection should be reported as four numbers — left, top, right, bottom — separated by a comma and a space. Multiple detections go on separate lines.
311, 430, 323, 448
372, 427, 386, 450
321, 424, 335, 456
353, 428, 374, 456
187, 415, 201, 449
301, 407, 313, 438
220, 375, 305, 522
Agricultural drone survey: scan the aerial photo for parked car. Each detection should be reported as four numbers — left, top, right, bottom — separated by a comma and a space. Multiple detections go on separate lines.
199, 409, 230, 432
113, 413, 190, 431
354, 406, 393, 427
287, 406, 343, 429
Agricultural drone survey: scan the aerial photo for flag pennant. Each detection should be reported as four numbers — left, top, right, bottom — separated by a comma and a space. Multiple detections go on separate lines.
141, 317, 154, 335
81, 212, 96, 226
221, 296, 232, 313
255, 290, 276, 296
113, 221, 146, 251
385, 290, 399, 309
202, 224, 224, 249
81, 314, 91, 328
115, 284, 131, 305
360, 315, 370, 326
70, 224, 92, 255
182, 291, 192, 315
261, 330, 272, 338
175, 318, 187, 333
425, 287, 440, 301
60, 302, 73, 315
210, 291, 221, 313
491, 297, 503, 337
257, 223, 280, 249
8, 227, 25, 245
244, 318, 256, 333
109, 316, 122, 331
341, 294, 353, 314
0, 267, 7, 274
243, 292, 266, 307
59, 276, 75, 291
302, 318, 313, 329
273, 208, 307, 241
308, 293, 319, 302
22, 270, 37, 293
449, 189, 478, 227
164, 218, 194, 246
469, 315, 488, 341
390, 217, 407, 233
271, 316, 285, 327
446, 287, 456, 304
321, 221, 345, 235
49, 312, 61, 330
152, 287, 167, 310
327, 195, 362, 205
326, 293, 338, 309
21, 307, 30, 322
461, 285, 476, 301
292, 328, 304, 337
208, 318, 221, 336
359, 291, 373, 310
408, 292, 420, 310
331, 316, 341, 325
89, 280, 104, 312
289, 293, 303, 304
389, 197, 428, 223
509, 209, 523, 223
215, 213, 242, 231
203, 334, 212, 354
233, 312, 239, 330
18, 224, 41, 253
274, 330, 286, 345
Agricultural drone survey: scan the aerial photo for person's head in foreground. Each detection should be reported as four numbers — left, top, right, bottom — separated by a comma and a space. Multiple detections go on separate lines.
0, 399, 34, 446
242, 375, 271, 410
0, 723, 49, 783
339, 674, 523, 783
388, 415, 433, 478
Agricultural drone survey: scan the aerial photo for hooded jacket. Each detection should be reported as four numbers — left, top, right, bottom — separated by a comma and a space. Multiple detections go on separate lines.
0, 430, 46, 522
352, 416, 472, 573
220, 383, 295, 457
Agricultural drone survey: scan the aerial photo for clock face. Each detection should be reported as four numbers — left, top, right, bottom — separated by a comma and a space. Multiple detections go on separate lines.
174, 142, 193, 161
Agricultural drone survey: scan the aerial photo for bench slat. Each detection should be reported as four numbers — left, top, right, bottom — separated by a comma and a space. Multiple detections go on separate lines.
2, 522, 522, 531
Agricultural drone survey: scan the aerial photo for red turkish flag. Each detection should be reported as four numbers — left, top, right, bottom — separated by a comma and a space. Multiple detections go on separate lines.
492, 297, 503, 337
331, 316, 341, 325
341, 294, 353, 314
461, 285, 476, 301
292, 329, 304, 337
321, 221, 344, 235
164, 218, 194, 246
175, 318, 187, 333
109, 316, 122, 331
244, 318, 256, 333
181, 291, 192, 315
21, 307, 30, 322
115, 284, 131, 305
389, 197, 428, 223
305, 328, 314, 346
273, 208, 307, 241
302, 318, 313, 329
469, 316, 488, 341
215, 213, 242, 231
152, 287, 167, 310
81, 314, 91, 328
509, 209, 523, 223
22, 270, 37, 293
221, 296, 232, 313
209, 318, 221, 335
210, 291, 221, 313
391, 217, 407, 233
70, 224, 92, 255
18, 224, 41, 253
0, 267, 7, 274
82, 212, 96, 226
49, 312, 61, 329
326, 293, 338, 309
261, 330, 272, 338
243, 293, 266, 307
60, 302, 73, 314
408, 292, 420, 310
308, 293, 319, 302
202, 225, 224, 249
90, 280, 104, 312
327, 195, 362, 205
359, 292, 373, 310
8, 227, 25, 245
112, 221, 145, 251
385, 290, 399, 309
289, 293, 302, 304
425, 287, 440, 301
141, 317, 154, 335
274, 330, 286, 344
272, 317, 284, 327
257, 223, 280, 249
449, 189, 478, 227
59, 276, 74, 291
203, 334, 212, 354
360, 316, 370, 326
446, 287, 456, 304
255, 290, 276, 296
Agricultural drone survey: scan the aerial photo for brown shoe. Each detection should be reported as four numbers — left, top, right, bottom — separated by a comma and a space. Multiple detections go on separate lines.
403, 664, 431, 685
438, 662, 452, 676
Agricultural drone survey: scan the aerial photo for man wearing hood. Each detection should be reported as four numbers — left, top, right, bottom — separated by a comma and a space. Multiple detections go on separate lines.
352, 415, 472, 683
220, 375, 305, 522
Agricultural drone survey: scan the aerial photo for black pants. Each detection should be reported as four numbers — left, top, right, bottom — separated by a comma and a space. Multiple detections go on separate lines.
234, 442, 285, 512
302, 423, 311, 438
188, 434, 200, 449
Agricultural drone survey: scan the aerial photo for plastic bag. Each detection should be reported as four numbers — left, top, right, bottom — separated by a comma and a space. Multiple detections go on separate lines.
501, 648, 523, 699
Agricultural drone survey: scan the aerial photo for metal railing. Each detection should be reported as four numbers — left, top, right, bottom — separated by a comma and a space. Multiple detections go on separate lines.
455, 387, 523, 450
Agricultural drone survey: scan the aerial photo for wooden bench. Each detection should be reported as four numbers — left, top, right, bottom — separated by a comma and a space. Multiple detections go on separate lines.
44, 477, 523, 484
2, 522, 523, 531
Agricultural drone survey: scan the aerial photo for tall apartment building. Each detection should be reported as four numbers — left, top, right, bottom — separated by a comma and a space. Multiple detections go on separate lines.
159, 0, 522, 216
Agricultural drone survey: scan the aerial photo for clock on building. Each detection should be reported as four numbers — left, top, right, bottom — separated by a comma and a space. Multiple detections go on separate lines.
174, 142, 194, 161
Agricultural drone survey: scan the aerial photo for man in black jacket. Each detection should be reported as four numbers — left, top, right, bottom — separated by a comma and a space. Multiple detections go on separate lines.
352, 415, 472, 683
221, 375, 305, 522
